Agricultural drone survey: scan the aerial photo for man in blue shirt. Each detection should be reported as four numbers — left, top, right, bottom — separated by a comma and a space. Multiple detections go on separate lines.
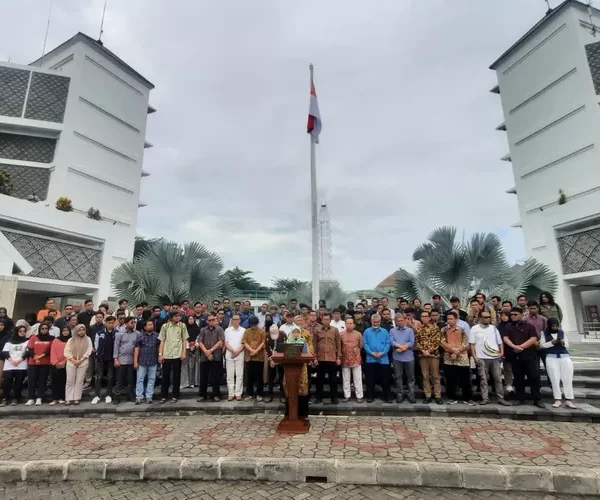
363, 314, 392, 403
389, 313, 416, 403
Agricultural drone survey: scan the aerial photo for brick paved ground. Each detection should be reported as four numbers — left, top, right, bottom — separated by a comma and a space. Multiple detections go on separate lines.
0, 481, 590, 500
3, 414, 599, 467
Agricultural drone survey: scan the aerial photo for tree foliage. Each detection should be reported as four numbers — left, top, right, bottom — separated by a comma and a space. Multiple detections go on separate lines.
223, 267, 263, 291
272, 277, 308, 293
395, 226, 558, 309
269, 281, 347, 308
112, 240, 230, 305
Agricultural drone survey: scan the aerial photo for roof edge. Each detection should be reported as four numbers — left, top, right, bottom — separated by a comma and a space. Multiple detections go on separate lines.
489, 0, 575, 70
31, 32, 154, 90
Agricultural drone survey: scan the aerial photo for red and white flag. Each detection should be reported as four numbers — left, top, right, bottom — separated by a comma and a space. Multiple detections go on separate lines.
307, 73, 322, 143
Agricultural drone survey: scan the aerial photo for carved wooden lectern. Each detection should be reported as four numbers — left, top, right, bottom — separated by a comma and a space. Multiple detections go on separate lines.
271, 347, 314, 434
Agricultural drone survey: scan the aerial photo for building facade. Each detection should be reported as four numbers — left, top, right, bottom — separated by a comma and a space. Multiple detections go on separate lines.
490, 0, 600, 337
0, 32, 154, 317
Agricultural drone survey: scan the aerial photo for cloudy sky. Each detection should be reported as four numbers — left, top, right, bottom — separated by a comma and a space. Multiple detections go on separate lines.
0, 0, 551, 290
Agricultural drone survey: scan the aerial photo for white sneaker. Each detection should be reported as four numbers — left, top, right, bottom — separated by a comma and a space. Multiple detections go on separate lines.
506, 385, 514, 393
35, 398, 42, 406
91, 396, 100, 405
105, 395, 112, 404
25, 399, 35, 406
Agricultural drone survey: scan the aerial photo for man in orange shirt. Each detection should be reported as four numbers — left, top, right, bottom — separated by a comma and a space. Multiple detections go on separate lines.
37, 299, 61, 323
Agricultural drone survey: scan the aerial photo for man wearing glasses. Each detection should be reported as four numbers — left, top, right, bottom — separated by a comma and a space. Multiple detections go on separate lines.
502, 307, 544, 408
469, 311, 510, 406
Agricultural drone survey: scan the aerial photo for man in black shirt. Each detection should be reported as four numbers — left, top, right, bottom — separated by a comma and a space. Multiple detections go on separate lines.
503, 307, 544, 408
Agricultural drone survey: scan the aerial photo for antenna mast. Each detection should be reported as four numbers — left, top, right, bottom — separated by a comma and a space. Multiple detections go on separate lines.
40, 0, 54, 67
99, 0, 108, 43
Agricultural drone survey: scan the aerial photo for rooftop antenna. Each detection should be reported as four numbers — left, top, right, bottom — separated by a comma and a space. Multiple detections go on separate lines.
545, 0, 553, 14
40, 0, 54, 67
98, 0, 108, 45
588, 1, 598, 37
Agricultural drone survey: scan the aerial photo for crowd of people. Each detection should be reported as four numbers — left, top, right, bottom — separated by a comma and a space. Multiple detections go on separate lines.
0, 290, 575, 410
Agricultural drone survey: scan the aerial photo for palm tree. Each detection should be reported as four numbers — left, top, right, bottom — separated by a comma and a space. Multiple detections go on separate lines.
395, 226, 558, 309
112, 240, 230, 305
269, 281, 348, 309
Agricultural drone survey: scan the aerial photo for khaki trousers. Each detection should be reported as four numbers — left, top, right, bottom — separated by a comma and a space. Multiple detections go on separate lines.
420, 356, 441, 398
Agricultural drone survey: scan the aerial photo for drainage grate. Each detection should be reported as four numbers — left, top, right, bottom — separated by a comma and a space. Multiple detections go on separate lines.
305, 476, 328, 483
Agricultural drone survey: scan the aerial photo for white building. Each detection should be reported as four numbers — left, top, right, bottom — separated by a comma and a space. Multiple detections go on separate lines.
0, 32, 154, 318
490, 0, 600, 337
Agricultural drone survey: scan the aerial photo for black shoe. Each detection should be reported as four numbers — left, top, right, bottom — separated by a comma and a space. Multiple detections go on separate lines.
331, 398, 339, 405
408, 397, 416, 404
435, 398, 444, 405
384, 398, 393, 404
367, 398, 374, 403
513, 400, 526, 406
423, 398, 432, 404
396, 395, 404, 403
534, 400, 546, 409
113, 398, 120, 405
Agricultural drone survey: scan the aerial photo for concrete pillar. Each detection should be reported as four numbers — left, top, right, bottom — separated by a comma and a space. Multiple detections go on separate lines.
0, 275, 18, 317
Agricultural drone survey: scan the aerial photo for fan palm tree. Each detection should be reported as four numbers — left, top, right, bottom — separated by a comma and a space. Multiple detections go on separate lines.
112, 240, 230, 305
269, 281, 348, 309
395, 226, 558, 309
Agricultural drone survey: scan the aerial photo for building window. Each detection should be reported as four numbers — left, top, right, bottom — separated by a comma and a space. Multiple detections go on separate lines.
0, 163, 50, 200
585, 41, 600, 94
0, 66, 29, 118
0, 132, 56, 164
557, 226, 600, 274
24, 72, 70, 123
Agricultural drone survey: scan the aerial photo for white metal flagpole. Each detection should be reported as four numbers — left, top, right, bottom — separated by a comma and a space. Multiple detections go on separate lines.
309, 63, 320, 310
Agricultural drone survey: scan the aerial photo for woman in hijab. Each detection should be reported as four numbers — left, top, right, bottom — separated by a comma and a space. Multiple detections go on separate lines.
1, 325, 28, 406
49, 326, 71, 405
0, 320, 11, 392
264, 314, 274, 334
64, 324, 93, 405
181, 314, 200, 388
539, 317, 576, 408
0, 307, 14, 333
25, 321, 54, 405
264, 324, 286, 403
283, 325, 314, 419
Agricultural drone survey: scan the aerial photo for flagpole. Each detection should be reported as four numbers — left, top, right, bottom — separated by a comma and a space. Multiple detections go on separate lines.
309, 63, 320, 310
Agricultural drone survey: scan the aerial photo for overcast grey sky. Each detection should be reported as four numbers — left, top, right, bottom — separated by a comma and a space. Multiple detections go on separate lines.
0, 0, 551, 290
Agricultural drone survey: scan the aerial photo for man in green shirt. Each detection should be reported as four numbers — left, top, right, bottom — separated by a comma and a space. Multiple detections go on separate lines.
158, 311, 188, 403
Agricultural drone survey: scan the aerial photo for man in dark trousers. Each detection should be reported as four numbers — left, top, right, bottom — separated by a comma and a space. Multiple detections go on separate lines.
503, 307, 544, 408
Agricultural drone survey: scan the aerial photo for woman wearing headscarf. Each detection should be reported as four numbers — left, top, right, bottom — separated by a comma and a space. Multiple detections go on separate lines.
181, 314, 200, 388
0, 320, 11, 392
539, 292, 563, 322
284, 325, 314, 418
264, 324, 286, 403
539, 317, 576, 408
64, 324, 93, 405
49, 325, 71, 405
25, 321, 54, 405
0, 325, 28, 406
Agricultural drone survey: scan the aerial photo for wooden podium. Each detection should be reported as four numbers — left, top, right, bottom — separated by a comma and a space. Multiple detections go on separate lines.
271, 350, 314, 434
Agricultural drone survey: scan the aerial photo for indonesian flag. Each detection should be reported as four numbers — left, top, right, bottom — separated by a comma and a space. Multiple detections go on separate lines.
307, 74, 322, 143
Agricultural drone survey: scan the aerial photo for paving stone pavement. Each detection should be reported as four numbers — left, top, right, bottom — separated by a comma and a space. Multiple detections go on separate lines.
0, 481, 590, 500
2, 414, 600, 468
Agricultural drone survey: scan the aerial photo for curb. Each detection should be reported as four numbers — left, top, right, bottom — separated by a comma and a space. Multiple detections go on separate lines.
0, 457, 598, 495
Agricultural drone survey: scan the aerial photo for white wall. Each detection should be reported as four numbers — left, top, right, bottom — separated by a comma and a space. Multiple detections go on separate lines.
493, 4, 600, 334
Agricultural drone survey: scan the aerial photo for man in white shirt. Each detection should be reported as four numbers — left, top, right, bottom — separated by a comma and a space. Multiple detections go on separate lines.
279, 312, 296, 338
330, 309, 346, 333
31, 315, 60, 338
224, 314, 246, 401
256, 303, 268, 329
468, 311, 509, 406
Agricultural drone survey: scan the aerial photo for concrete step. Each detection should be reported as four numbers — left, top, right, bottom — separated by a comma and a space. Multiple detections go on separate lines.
1, 397, 598, 423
